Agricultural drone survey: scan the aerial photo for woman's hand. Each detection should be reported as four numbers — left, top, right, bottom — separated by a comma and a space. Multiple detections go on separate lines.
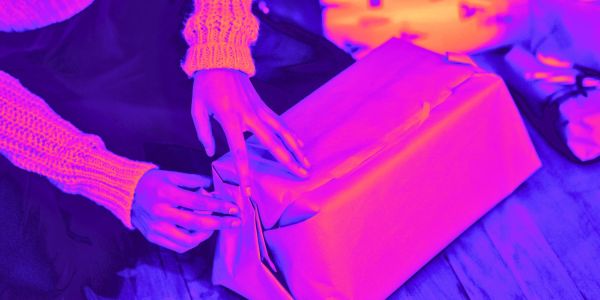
191, 69, 311, 197
131, 169, 240, 254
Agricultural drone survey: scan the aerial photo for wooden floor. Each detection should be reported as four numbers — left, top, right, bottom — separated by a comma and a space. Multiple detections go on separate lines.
87, 120, 600, 300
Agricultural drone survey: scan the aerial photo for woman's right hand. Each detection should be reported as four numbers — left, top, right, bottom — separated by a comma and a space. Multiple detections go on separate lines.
131, 169, 240, 253
191, 69, 311, 198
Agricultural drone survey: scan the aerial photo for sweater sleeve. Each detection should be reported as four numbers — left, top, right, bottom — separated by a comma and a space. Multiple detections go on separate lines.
181, 0, 259, 77
0, 71, 157, 229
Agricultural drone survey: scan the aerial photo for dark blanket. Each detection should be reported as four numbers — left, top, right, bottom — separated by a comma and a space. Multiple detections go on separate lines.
0, 0, 353, 298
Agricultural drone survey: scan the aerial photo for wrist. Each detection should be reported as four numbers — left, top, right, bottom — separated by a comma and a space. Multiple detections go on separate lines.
72, 147, 158, 230
182, 43, 256, 78
193, 68, 248, 79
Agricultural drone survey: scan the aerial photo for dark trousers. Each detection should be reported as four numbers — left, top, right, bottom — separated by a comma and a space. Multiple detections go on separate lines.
0, 155, 144, 299
0, 0, 352, 298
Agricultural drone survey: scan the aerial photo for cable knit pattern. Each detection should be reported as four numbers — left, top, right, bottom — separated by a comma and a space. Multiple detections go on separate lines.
0, 71, 157, 229
182, 0, 259, 77
0, 0, 255, 228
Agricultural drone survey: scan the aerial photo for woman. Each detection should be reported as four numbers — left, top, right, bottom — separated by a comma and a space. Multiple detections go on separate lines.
0, 0, 309, 297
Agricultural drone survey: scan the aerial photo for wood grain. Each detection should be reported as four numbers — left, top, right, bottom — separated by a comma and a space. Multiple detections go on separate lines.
388, 254, 468, 300
444, 223, 526, 299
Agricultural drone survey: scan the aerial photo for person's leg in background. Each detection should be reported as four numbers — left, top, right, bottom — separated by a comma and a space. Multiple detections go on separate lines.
0, 159, 60, 299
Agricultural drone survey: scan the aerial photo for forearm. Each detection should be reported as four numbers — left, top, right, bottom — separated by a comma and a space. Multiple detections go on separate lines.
181, 0, 259, 77
0, 71, 156, 229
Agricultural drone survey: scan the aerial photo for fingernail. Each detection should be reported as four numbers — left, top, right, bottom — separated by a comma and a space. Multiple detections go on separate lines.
303, 157, 311, 169
205, 146, 215, 157
228, 207, 239, 215
244, 186, 252, 197
298, 167, 309, 177
231, 220, 241, 227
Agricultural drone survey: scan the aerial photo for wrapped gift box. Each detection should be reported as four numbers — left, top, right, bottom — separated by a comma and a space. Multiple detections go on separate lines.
494, 45, 600, 162
211, 38, 541, 299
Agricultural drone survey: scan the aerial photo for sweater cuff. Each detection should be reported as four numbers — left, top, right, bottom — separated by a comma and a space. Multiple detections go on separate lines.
69, 147, 158, 230
182, 43, 256, 78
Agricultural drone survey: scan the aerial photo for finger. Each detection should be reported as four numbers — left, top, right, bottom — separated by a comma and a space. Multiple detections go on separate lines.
154, 222, 197, 249
192, 108, 216, 157
249, 118, 308, 178
251, 95, 305, 147
145, 232, 187, 253
189, 214, 241, 231
260, 109, 310, 169
246, 85, 309, 170
165, 171, 211, 189
153, 222, 213, 250
156, 206, 241, 231
221, 120, 252, 197
162, 186, 239, 215
195, 194, 240, 215
177, 227, 214, 244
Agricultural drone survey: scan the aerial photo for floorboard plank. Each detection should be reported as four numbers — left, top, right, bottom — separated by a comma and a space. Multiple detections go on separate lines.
388, 254, 468, 300
509, 127, 600, 299
519, 175, 600, 299
483, 197, 583, 300
444, 223, 526, 299
528, 125, 600, 235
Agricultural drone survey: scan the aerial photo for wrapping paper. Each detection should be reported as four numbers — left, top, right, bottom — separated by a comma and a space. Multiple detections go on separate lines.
211, 39, 541, 299
502, 46, 600, 162
490, 0, 600, 162
527, 0, 600, 72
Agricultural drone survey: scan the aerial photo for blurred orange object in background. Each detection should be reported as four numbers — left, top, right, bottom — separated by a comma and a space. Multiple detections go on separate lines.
321, 0, 531, 58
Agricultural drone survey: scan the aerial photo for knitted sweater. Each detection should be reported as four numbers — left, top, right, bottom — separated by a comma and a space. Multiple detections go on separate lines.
0, 0, 259, 229
182, 0, 259, 76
